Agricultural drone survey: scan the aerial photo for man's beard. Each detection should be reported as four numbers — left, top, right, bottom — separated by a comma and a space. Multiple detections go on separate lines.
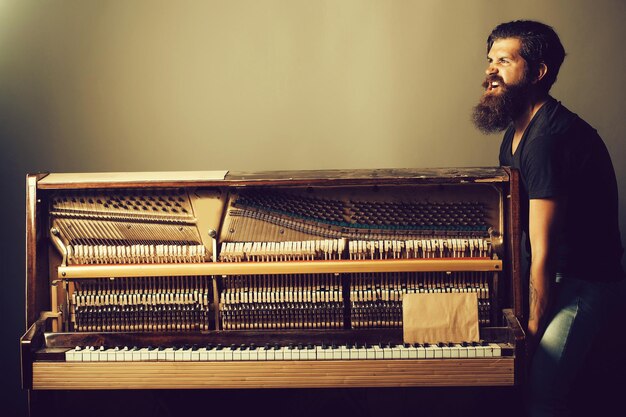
472, 75, 531, 134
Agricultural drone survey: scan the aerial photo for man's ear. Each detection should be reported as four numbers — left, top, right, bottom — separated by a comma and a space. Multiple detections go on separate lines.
534, 62, 548, 84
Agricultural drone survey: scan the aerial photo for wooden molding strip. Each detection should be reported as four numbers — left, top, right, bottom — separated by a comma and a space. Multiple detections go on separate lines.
58, 258, 503, 279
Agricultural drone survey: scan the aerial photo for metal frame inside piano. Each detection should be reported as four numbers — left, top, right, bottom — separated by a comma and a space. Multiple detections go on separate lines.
21, 168, 524, 395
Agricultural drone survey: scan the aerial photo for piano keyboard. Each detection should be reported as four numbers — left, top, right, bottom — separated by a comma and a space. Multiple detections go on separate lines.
65, 342, 503, 362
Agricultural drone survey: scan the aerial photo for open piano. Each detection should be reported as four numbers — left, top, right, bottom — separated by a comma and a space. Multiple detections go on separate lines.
21, 168, 524, 411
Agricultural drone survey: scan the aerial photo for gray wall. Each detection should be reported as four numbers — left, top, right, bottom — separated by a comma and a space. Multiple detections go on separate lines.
2, 1, 624, 414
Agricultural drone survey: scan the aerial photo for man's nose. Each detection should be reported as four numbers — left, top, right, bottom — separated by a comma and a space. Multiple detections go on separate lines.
485, 64, 497, 76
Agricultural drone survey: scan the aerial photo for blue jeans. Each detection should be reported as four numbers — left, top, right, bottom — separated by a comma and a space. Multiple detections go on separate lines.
527, 275, 624, 417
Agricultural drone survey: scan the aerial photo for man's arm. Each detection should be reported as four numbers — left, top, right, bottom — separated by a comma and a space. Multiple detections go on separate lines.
527, 198, 559, 357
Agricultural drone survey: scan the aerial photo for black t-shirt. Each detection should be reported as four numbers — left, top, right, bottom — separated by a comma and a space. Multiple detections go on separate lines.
499, 97, 624, 281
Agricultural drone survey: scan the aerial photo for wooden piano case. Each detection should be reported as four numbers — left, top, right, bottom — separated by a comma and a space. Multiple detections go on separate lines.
21, 167, 524, 414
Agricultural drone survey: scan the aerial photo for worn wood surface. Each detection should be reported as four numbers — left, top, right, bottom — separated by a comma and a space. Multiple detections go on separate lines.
26, 174, 50, 328
33, 358, 515, 389
503, 309, 526, 385
504, 168, 523, 321
35, 167, 509, 189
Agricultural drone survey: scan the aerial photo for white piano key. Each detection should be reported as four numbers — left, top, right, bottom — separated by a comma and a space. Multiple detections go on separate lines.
223, 347, 234, 361
391, 345, 402, 359
106, 347, 119, 362
382, 345, 392, 360
398, 345, 410, 359
155, 347, 165, 361
81, 346, 95, 362
148, 347, 158, 361
424, 344, 435, 359
164, 347, 176, 361
118, 346, 129, 362
481, 344, 493, 358
232, 346, 242, 361
283, 347, 293, 361
466, 344, 476, 358
256, 347, 267, 361
406, 345, 418, 359
324, 346, 334, 360
207, 347, 218, 361
339, 346, 350, 360
131, 347, 142, 362
265, 347, 275, 361
344, 346, 355, 360
366, 346, 376, 360
65, 346, 82, 362
183, 347, 194, 361
305, 346, 317, 360
315, 346, 325, 360
140, 348, 151, 361
332, 347, 342, 360
432, 345, 443, 359
457, 344, 468, 358
441, 344, 451, 358
248, 347, 259, 361
490, 343, 502, 357
296, 346, 307, 360
216, 347, 228, 361
274, 346, 284, 361
293, 346, 304, 361
356, 346, 367, 360
474, 343, 486, 358
96, 346, 107, 362
191, 347, 200, 361
324, 347, 333, 360
416, 345, 426, 359
121, 347, 133, 362
292, 346, 303, 360
314, 346, 323, 360
376, 345, 385, 360
240, 346, 251, 361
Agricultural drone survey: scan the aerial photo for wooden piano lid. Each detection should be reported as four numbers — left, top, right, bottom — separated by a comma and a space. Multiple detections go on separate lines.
37, 170, 229, 189
35, 167, 510, 189
227, 167, 509, 182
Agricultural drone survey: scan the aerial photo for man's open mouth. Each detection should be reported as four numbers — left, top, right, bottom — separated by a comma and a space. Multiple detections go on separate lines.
487, 80, 501, 92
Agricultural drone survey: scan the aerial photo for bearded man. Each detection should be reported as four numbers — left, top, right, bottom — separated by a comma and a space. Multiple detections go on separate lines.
473, 20, 624, 417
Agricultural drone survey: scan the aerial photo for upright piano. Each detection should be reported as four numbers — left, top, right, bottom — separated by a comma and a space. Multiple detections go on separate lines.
21, 168, 524, 411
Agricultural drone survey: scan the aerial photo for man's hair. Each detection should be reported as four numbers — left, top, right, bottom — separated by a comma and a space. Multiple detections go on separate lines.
487, 20, 566, 94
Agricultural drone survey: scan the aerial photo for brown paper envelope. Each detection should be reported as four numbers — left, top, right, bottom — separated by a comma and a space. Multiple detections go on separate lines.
402, 292, 479, 344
